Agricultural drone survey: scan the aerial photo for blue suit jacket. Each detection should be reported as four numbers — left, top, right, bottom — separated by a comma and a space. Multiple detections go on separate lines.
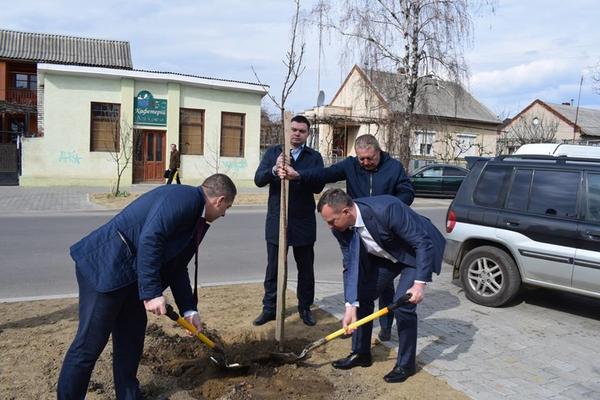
255, 144, 324, 246
332, 195, 446, 304
299, 152, 415, 205
70, 185, 206, 313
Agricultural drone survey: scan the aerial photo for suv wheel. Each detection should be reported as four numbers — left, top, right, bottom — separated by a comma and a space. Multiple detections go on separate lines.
460, 246, 521, 307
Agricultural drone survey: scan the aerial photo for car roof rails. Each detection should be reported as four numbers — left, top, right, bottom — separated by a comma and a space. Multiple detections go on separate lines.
495, 154, 600, 165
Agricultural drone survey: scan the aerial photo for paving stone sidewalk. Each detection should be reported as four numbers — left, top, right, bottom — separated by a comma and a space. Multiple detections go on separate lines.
0, 185, 450, 213
289, 266, 600, 400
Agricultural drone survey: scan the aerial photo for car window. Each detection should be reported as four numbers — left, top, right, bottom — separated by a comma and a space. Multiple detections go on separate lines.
473, 165, 512, 207
586, 173, 600, 222
506, 169, 532, 211
528, 170, 579, 218
443, 167, 467, 177
422, 167, 443, 177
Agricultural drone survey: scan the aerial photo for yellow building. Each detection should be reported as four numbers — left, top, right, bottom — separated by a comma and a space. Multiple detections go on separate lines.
0, 29, 267, 187
22, 64, 266, 186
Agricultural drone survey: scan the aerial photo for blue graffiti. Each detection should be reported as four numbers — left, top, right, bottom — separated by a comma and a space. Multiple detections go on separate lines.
58, 150, 82, 165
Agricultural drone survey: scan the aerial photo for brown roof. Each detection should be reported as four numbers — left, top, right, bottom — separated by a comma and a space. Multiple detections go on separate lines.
331, 65, 499, 125
0, 29, 132, 69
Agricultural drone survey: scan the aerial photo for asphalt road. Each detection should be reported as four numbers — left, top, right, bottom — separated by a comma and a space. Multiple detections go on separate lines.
0, 206, 448, 300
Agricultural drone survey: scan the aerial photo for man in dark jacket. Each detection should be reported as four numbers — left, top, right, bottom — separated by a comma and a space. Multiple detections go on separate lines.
253, 115, 325, 326
57, 174, 236, 399
281, 134, 414, 341
167, 143, 181, 184
317, 189, 445, 383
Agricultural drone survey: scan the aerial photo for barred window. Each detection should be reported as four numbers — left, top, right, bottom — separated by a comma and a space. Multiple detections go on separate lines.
220, 112, 245, 157
180, 108, 204, 155
90, 102, 120, 152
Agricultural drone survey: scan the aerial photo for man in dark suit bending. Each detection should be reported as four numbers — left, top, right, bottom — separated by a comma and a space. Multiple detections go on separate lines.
58, 173, 236, 399
317, 188, 445, 383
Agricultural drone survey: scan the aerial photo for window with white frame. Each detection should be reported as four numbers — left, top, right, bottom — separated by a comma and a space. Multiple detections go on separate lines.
414, 131, 435, 156
457, 134, 478, 157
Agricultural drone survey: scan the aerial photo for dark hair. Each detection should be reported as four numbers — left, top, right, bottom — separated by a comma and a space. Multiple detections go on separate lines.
317, 188, 353, 213
201, 173, 237, 203
354, 134, 381, 151
291, 115, 310, 129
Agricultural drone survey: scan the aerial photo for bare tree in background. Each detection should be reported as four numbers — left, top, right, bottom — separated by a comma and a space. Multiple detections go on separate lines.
253, 0, 305, 130
97, 104, 137, 197
498, 114, 559, 154
432, 132, 487, 162
324, 0, 490, 168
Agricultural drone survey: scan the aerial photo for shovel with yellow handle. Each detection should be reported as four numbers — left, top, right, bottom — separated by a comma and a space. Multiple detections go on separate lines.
165, 304, 249, 371
271, 293, 412, 363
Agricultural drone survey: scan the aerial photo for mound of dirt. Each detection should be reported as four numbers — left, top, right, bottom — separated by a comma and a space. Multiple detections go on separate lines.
0, 284, 468, 400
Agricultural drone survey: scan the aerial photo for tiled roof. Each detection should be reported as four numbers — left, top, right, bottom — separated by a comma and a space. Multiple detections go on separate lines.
544, 102, 600, 137
364, 68, 499, 124
0, 29, 132, 69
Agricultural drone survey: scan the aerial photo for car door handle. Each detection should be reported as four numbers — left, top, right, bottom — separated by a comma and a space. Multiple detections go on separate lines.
505, 220, 520, 227
584, 231, 600, 241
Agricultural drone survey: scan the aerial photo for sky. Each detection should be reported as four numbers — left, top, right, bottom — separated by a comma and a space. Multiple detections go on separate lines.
1, 0, 599, 119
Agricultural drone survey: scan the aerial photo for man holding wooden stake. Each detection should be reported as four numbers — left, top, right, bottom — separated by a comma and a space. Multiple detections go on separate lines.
253, 115, 324, 327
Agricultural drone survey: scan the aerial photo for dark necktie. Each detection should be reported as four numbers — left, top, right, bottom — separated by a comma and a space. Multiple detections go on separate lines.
194, 217, 210, 247
193, 217, 210, 304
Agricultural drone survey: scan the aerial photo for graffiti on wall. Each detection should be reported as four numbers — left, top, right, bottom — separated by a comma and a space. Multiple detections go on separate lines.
58, 150, 82, 165
221, 159, 247, 171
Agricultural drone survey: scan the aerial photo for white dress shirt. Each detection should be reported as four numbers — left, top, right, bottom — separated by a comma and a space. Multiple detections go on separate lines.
345, 204, 425, 309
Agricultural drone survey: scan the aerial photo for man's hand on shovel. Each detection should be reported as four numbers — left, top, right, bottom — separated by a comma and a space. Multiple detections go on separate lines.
342, 305, 358, 334
184, 312, 203, 334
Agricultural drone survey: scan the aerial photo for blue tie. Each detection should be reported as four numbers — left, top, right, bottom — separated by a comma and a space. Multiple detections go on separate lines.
344, 228, 361, 305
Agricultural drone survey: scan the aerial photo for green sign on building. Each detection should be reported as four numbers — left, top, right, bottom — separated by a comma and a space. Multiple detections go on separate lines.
134, 90, 167, 126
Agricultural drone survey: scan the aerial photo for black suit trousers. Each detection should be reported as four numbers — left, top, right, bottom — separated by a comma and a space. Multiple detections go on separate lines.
262, 242, 315, 312
352, 254, 418, 370
57, 268, 147, 399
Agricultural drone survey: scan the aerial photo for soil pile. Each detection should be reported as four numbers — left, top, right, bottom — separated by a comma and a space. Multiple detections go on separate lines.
0, 284, 467, 399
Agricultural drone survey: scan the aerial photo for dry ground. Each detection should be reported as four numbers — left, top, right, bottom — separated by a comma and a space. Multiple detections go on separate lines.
0, 283, 468, 399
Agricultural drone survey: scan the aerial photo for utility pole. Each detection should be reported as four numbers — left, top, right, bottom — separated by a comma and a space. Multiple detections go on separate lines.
573, 75, 583, 142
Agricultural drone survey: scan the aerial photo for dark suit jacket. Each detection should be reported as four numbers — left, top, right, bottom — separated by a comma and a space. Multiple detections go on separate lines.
70, 185, 207, 313
254, 144, 325, 246
299, 152, 415, 205
332, 195, 446, 304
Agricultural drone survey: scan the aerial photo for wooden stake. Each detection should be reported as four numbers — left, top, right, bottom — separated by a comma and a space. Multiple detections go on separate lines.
275, 112, 292, 350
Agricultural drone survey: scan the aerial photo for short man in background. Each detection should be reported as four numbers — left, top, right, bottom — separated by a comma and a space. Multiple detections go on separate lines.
167, 143, 181, 184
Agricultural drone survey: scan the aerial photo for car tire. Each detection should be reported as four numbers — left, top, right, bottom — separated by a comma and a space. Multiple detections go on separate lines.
459, 246, 521, 307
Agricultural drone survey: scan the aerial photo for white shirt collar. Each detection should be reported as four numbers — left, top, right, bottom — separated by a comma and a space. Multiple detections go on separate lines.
353, 203, 365, 228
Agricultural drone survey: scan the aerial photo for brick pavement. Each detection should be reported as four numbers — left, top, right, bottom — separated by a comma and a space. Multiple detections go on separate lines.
0, 185, 450, 213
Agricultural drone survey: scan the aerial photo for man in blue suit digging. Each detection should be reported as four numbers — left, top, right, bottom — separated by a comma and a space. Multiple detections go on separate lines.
57, 173, 236, 399
317, 188, 445, 383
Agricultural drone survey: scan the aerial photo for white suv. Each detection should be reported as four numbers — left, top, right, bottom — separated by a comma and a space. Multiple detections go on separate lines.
444, 154, 600, 306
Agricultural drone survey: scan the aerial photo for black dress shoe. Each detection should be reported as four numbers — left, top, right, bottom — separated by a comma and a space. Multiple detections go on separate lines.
299, 309, 316, 326
332, 353, 372, 370
252, 311, 275, 326
378, 330, 391, 342
383, 365, 416, 383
